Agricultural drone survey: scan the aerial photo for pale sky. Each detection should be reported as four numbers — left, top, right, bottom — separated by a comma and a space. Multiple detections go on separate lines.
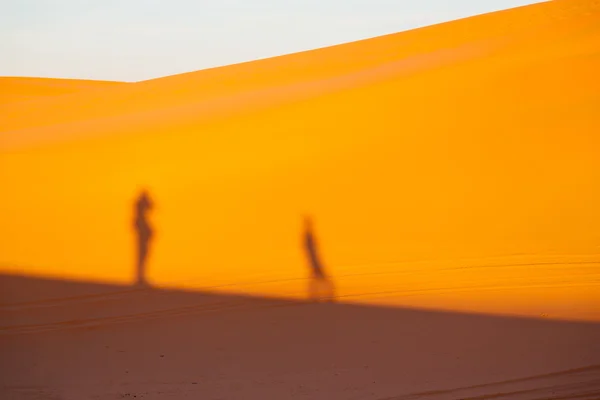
1, 0, 545, 82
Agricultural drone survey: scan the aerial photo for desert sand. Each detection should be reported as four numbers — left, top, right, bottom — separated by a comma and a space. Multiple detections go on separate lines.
1, 0, 600, 398
0, 77, 123, 105
1, 274, 600, 399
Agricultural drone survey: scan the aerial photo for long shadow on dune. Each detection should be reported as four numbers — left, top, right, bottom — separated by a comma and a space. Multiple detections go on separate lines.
1, 273, 599, 400
133, 189, 154, 287
303, 215, 336, 302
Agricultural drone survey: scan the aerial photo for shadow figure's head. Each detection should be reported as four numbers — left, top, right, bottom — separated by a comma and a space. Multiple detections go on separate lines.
136, 189, 153, 211
139, 189, 149, 200
303, 215, 314, 233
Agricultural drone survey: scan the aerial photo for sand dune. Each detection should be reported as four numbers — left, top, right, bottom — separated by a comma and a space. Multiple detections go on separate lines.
1, 274, 599, 399
1, 1, 599, 319
1, 1, 600, 398
2, 0, 599, 144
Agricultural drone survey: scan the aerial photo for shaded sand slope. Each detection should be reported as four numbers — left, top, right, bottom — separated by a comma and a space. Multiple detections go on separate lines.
0, 77, 123, 105
1, 274, 599, 399
1, 0, 599, 320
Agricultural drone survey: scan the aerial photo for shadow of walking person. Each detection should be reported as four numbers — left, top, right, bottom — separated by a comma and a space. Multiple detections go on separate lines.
302, 216, 335, 302
133, 190, 154, 287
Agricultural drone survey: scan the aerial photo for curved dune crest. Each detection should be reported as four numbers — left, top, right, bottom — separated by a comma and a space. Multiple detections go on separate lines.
1, 0, 598, 139
1, 0, 599, 322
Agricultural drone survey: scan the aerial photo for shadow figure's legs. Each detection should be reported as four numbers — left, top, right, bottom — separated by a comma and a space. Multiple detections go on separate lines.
136, 237, 150, 286
308, 278, 320, 302
323, 279, 336, 302
308, 277, 336, 302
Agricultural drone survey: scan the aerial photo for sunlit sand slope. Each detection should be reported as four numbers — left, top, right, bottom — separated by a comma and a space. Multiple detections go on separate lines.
2, 0, 598, 140
1, 0, 599, 320
0, 77, 123, 105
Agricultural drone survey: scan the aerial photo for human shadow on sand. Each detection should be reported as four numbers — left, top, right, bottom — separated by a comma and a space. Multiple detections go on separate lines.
302, 216, 336, 302
133, 190, 154, 286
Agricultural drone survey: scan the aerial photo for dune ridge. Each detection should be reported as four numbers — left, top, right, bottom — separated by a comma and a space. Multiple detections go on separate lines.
1, 0, 598, 140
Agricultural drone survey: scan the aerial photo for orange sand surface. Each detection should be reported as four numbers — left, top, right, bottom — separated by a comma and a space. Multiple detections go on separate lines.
1, 0, 600, 322
0, 77, 124, 105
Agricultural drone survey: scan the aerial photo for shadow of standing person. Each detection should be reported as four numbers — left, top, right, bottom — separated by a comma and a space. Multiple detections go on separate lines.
134, 190, 154, 286
303, 216, 335, 302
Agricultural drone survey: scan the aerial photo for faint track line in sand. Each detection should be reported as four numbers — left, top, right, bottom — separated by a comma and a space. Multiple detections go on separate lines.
2, 256, 597, 311
1, 272, 598, 334
0, 295, 310, 336
3, 366, 599, 400
2, 274, 599, 336
2, 276, 597, 316
379, 365, 600, 400
0, 285, 147, 310
1, 256, 598, 333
